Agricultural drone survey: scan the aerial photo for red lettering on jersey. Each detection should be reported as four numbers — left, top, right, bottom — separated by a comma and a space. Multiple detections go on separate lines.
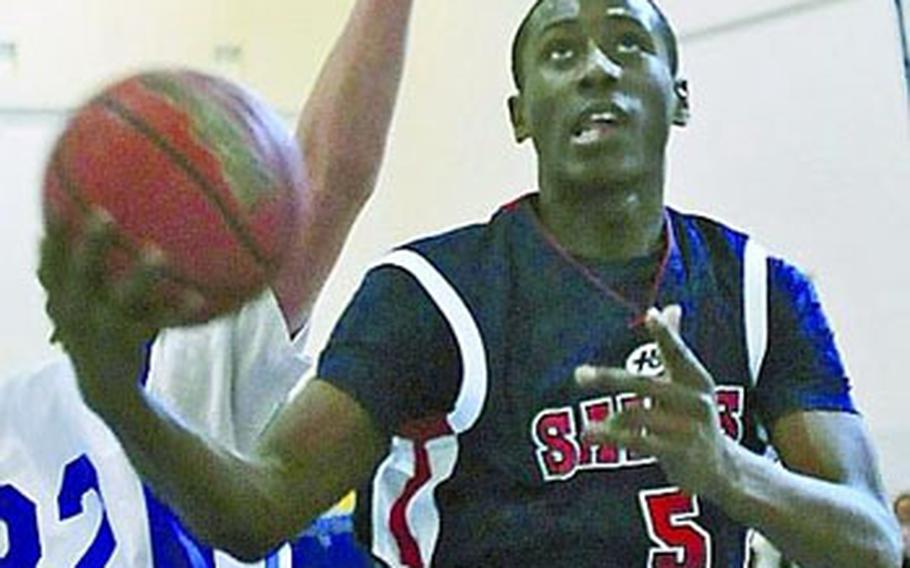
531, 407, 581, 481
531, 386, 746, 482
715, 386, 744, 442
579, 397, 620, 467
639, 487, 712, 568
617, 393, 656, 465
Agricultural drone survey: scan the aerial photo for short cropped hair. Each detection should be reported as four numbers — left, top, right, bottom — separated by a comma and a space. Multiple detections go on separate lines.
510, 0, 680, 90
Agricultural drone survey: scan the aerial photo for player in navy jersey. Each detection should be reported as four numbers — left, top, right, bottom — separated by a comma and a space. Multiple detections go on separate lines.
44, 0, 902, 567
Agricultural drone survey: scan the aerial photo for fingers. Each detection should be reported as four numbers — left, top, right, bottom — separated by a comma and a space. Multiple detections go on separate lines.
644, 306, 713, 391
42, 208, 168, 340
584, 415, 675, 457
113, 246, 165, 319
38, 209, 112, 299
605, 406, 693, 439
575, 365, 705, 415
73, 210, 118, 299
661, 304, 682, 334
115, 247, 206, 330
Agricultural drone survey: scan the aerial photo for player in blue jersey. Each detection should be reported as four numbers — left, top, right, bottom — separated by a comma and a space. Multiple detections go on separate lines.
3, 0, 413, 565
42, 0, 902, 566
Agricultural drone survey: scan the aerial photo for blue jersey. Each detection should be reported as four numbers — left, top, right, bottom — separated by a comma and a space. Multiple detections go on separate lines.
318, 194, 855, 568
0, 290, 372, 567
0, 358, 371, 567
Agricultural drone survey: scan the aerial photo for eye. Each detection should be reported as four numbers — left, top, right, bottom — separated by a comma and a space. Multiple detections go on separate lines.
615, 33, 647, 54
551, 48, 574, 61
543, 40, 578, 64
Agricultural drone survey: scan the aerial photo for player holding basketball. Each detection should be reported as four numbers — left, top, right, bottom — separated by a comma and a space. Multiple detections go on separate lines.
3, 0, 413, 565
44, 0, 902, 567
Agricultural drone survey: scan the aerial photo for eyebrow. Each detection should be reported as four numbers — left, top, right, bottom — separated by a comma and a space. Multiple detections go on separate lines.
605, 7, 636, 18
537, 17, 581, 38
533, 6, 651, 43
539, 8, 649, 35
604, 8, 650, 30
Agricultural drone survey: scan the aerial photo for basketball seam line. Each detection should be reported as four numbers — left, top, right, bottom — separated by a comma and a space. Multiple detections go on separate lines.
51, 150, 229, 296
97, 95, 274, 273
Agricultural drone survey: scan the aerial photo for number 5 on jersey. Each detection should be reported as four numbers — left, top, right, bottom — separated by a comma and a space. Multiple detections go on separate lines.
639, 487, 711, 568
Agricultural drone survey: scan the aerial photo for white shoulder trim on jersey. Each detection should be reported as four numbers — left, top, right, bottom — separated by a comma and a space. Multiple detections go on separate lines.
372, 248, 489, 433
743, 239, 769, 386
367, 248, 490, 568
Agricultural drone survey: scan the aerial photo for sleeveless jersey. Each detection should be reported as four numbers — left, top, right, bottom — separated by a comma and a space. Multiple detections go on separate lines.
318, 195, 855, 568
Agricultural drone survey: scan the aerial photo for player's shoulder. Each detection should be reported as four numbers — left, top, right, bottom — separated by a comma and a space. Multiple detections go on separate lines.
668, 207, 753, 254
669, 207, 804, 270
402, 215, 509, 259
383, 196, 525, 271
358, 200, 526, 318
404, 221, 490, 255
668, 208, 813, 298
0, 356, 81, 419
1, 356, 75, 391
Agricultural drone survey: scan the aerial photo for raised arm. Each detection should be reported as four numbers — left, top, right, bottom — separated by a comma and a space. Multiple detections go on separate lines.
274, 0, 414, 331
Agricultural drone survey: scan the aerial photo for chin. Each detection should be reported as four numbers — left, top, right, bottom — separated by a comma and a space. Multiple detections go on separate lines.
566, 160, 646, 190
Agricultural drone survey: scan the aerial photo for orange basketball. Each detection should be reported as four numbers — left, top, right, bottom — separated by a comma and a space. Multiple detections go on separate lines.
42, 69, 304, 324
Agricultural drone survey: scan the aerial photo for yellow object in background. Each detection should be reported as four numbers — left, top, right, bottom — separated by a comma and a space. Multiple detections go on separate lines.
327, 491, 356, 516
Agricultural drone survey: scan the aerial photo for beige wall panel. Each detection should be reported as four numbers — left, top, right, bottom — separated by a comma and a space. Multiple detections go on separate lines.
229, 1, 355, 112
0, 0, 231, 108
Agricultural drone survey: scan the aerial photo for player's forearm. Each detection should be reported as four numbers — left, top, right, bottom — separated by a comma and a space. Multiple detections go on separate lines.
714, 442, 901, 568
275, 0, 414, 328
94, 389, 307, 560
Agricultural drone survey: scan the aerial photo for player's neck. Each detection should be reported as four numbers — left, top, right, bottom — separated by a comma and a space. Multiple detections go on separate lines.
535, 176, 665, 261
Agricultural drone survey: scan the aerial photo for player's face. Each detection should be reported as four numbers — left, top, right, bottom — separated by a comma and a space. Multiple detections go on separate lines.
509, 0, 686, 191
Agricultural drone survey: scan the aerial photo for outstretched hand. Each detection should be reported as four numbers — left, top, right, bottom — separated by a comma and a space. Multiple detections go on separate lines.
38, 211, 169, 415
575, 305, 738, 498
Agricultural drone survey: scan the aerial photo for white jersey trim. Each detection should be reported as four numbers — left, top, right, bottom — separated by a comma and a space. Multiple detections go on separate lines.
742, 239, 775, 563
367, 248, 489, 567
373, 249, 489, 434
743, 239, 769, 385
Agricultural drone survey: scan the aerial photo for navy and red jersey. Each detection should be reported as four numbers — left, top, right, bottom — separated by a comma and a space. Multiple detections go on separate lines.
317, 194, 855, 568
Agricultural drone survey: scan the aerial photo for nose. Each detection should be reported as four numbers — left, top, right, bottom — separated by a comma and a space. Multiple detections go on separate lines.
579, 43, 620, 89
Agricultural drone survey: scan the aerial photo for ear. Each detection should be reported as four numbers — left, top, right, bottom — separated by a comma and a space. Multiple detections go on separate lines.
508, 94, 530, 143
672, 78, 690, 127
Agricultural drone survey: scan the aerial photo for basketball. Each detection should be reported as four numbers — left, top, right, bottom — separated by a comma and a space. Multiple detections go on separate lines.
42, 69, 304, 324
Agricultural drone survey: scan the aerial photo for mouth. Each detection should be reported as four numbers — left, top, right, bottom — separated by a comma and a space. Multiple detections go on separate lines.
570, 105, 627, 146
